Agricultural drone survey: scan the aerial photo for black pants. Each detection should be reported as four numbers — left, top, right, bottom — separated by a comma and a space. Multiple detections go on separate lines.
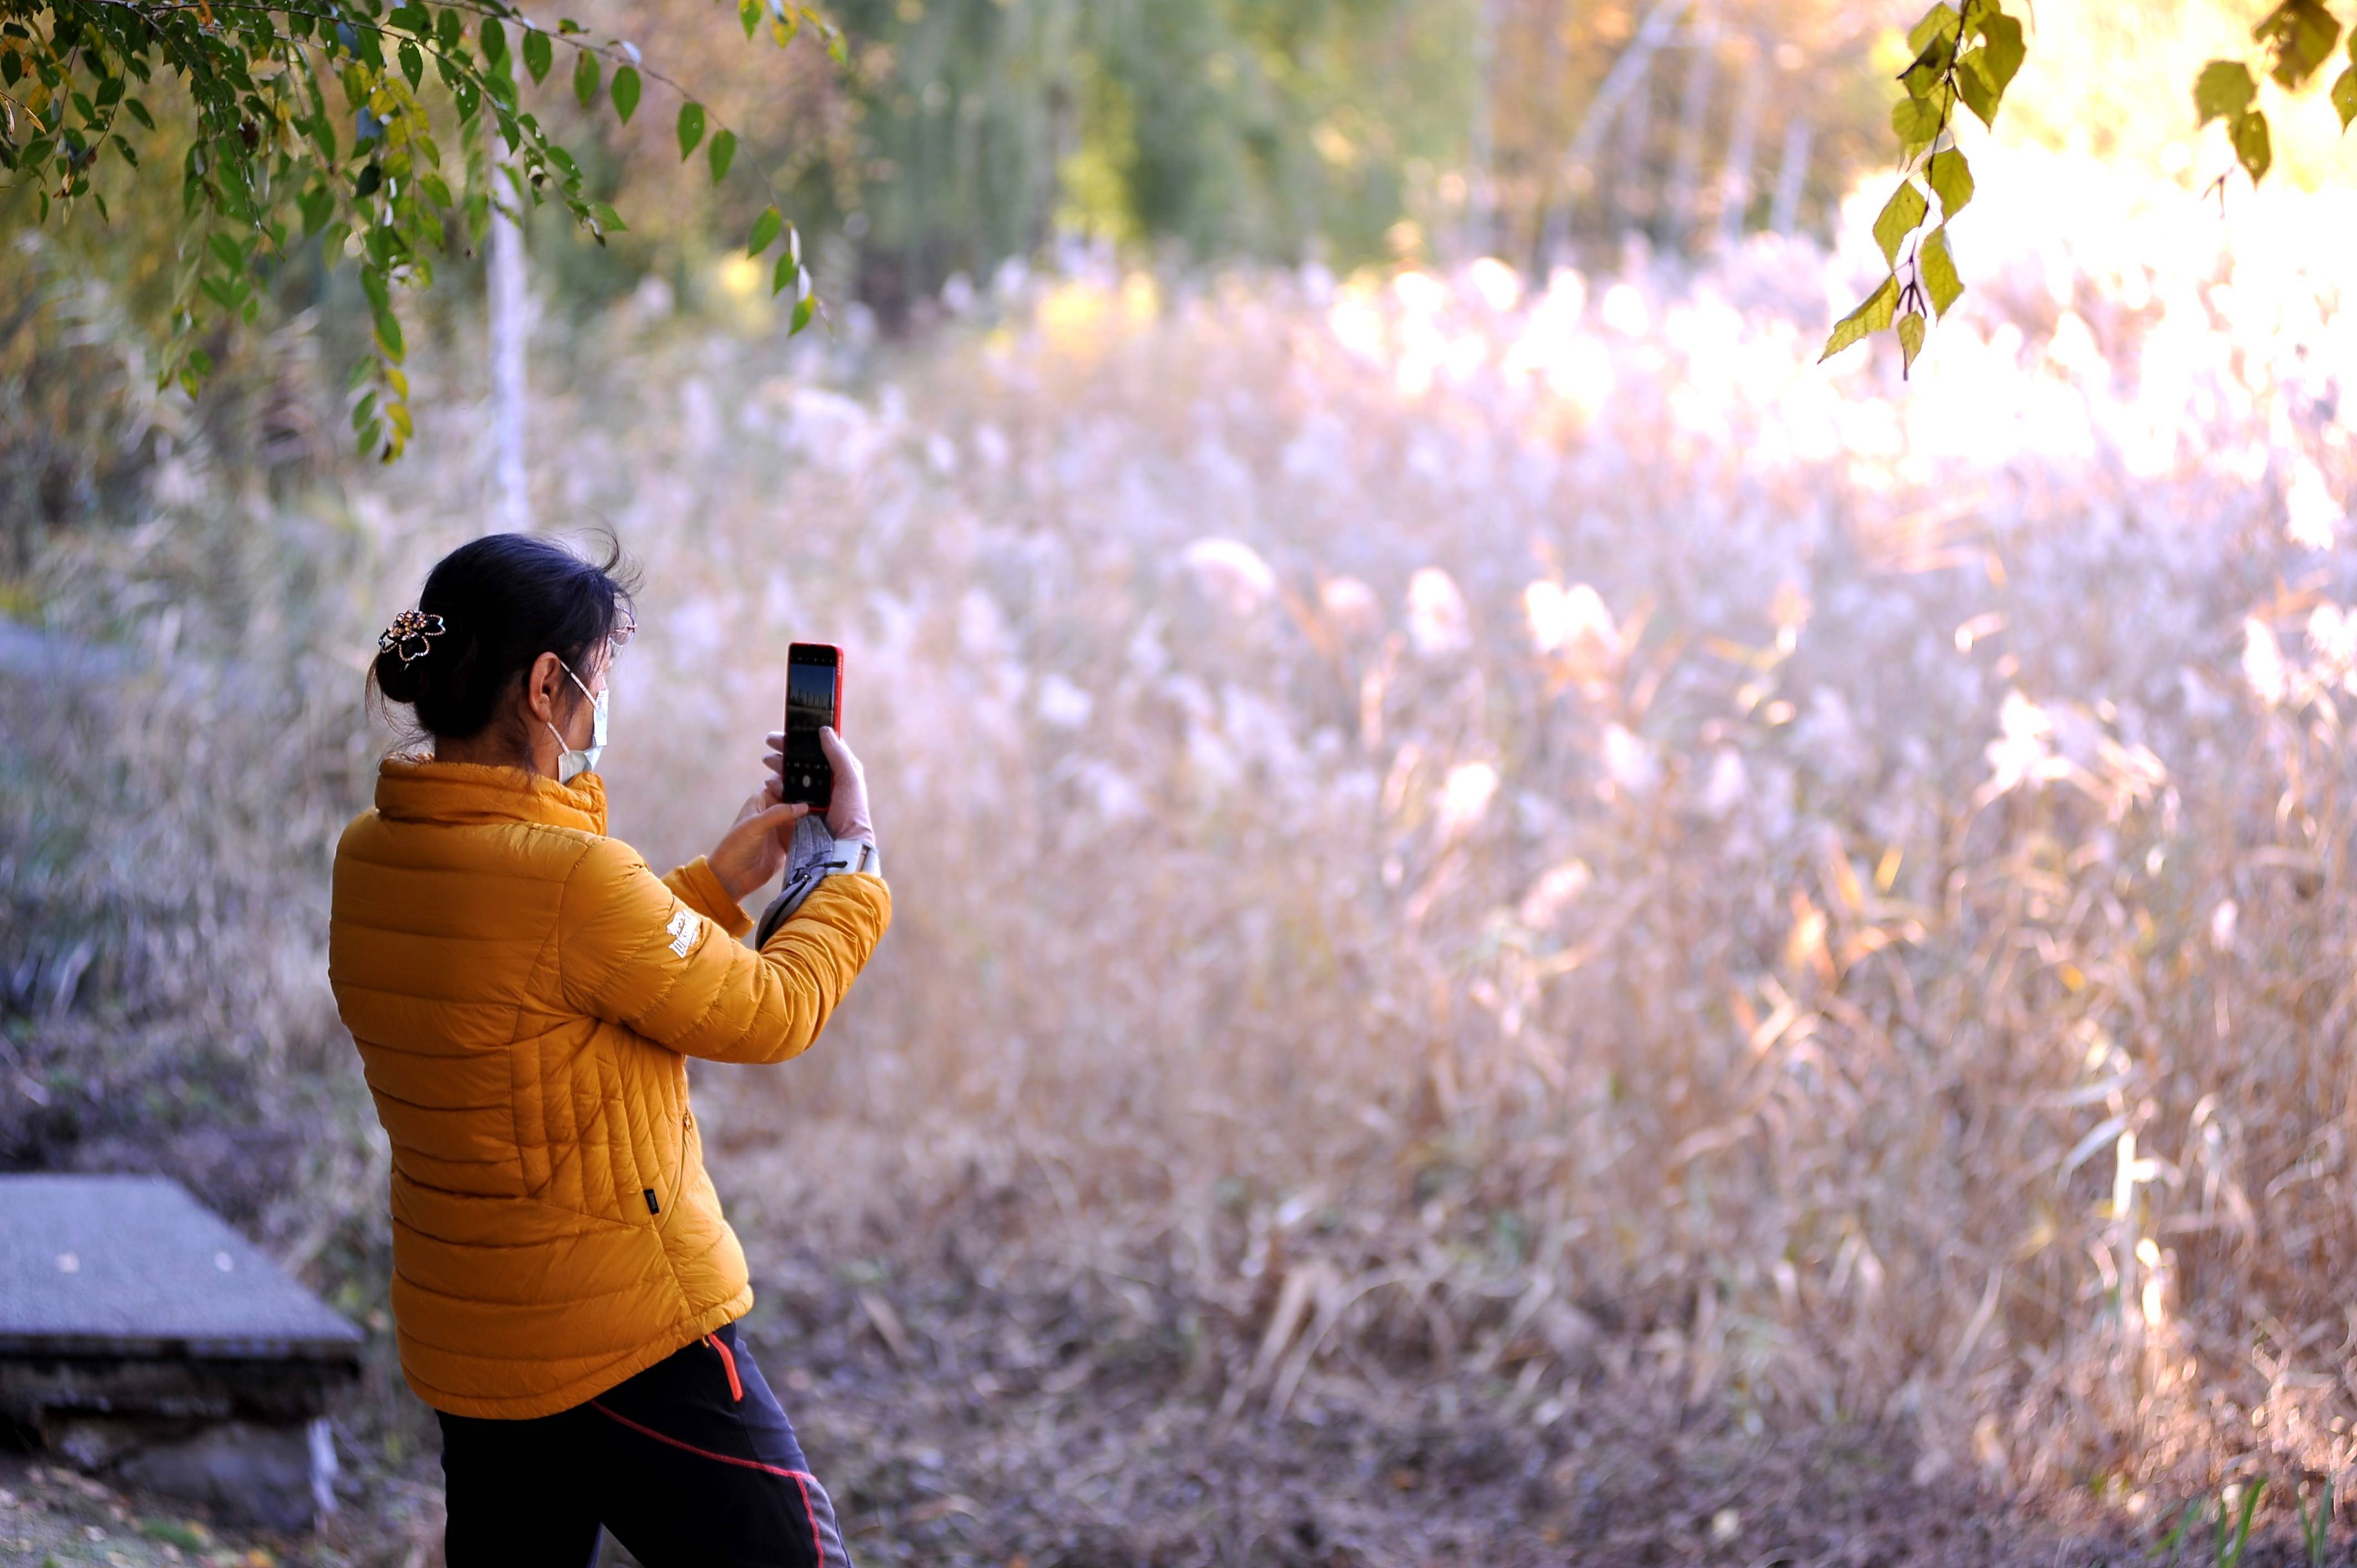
438, 1321, 851, 1568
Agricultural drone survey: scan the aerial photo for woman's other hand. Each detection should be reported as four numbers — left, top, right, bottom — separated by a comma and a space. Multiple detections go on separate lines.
709, 791, 808, 903
761, 726, 875, 844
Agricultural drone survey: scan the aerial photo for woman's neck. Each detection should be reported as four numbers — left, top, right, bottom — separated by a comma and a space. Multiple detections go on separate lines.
434, 719, 558, 779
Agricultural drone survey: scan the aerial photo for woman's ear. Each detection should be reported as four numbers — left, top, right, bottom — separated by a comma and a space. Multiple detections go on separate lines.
523, 651, 567, 727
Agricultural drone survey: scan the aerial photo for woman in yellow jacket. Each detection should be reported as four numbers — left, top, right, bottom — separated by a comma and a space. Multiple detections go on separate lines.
329, 533, 886, 1568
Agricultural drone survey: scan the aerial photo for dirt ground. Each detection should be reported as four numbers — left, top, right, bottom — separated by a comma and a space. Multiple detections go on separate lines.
0, 1263, 2308, 1568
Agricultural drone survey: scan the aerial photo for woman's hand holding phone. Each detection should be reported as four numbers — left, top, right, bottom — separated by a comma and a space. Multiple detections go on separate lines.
764, 725, 873, 844
709, 790, 810, 903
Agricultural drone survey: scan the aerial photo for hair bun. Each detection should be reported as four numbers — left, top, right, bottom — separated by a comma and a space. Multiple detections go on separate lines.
373, 644, 428, 705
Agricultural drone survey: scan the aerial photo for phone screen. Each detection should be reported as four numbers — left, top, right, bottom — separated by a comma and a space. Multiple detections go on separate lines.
785, 658, 836, 761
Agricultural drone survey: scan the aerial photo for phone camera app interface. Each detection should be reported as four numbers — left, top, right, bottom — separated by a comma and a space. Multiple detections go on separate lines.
788, 662, 835, 762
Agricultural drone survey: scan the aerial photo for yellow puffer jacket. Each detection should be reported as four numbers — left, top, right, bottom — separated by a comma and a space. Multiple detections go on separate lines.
327, 757, 889, 1419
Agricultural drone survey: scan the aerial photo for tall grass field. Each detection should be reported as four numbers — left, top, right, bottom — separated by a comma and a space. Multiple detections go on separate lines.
6, 149, 2357, 1558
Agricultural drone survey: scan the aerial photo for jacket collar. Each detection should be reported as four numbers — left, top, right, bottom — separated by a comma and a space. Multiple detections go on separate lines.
374, 755, 608, 836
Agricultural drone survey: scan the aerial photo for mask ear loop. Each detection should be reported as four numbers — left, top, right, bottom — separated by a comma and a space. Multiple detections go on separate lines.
544, 661, 601, 772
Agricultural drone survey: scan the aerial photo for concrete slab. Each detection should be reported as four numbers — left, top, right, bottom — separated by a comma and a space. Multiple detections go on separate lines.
0, 1175, 360, 1529
0, 1174, 361, 1359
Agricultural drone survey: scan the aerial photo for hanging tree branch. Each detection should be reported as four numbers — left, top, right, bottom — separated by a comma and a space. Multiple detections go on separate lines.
0, 0, 843, 460
1827, 0, 2357, 376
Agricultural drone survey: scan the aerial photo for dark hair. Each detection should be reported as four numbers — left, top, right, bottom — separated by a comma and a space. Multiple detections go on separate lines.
372, 532, 637, 742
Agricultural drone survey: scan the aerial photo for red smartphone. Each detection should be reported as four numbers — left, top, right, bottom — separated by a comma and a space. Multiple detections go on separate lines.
782, 642, 843, 810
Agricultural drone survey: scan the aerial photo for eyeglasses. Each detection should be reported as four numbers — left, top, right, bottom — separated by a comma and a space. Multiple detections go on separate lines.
606, 614, 637, 659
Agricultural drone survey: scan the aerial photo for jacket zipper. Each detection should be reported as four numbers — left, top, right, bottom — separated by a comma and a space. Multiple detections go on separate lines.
644, 1107, 692, 1226
659, 1107, 692, 1222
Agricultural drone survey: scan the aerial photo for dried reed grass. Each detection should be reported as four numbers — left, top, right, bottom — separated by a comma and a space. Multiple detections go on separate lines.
7, 148, 2357, 1516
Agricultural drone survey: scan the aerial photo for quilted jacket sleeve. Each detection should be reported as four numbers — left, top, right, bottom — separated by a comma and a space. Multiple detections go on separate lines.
662, 855, 754, 938
559, 835, 891, 1065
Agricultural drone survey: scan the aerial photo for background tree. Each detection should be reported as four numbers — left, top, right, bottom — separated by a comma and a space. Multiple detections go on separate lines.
0, 0, 842, 457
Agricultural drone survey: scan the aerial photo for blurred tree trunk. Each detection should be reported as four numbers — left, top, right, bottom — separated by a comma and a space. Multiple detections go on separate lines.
1715, 33, 1767, 249
1529, 0, 1571, 272
1610, 52, 1653, 235
487, 165, 531, 538
1558, 0, 1687, 243
1658, 0, 1720, 250
1466, 0, 1499, 260
1769, 112, 1813, 238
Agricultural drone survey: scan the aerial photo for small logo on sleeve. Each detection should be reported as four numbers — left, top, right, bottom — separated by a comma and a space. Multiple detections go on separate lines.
665, 909, 702, 957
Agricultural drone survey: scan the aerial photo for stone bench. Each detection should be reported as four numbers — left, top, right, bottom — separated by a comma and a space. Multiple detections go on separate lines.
0, 1174, 363, 1531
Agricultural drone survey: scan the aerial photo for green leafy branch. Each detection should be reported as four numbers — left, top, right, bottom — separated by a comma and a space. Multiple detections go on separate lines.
1820, 0, 2021, 376
0, 0, 843, 461
1835, 1, 2357, 378
2195, 0, 2354, 192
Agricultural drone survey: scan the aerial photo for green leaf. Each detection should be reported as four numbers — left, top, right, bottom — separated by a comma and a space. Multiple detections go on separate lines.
1900, 34, 1954, 98
523, 28, 552, 84
2195, 59, 2257, 125
1927, 147, 1974, 216
1820, 274, 1898, 363
1919, 224, 1963, 315
1975, 12, 2025, 94
479, 16, 508, 65
2334, 65, 2357, 127
573, 49, 600, 108
123, 96, 155, 131
298, 182, 334, 233
2232, 107, 2273, 181
772, 247, 797, 295
790, 292, 817, 336
677, 101, 704, 159
1872, 182, 1928, 264
375, 306, 405, 360
2256, 0, 2340, 89
611, 65, 641, 123
398, 39, 423, 89
1892, 93, 1944, 154
707, 127, 737, 183
438, 7, 464, 52
1907, 4, 1962, 56
589, 199, 627, 234
1956, 55, 1999, 126
748, 203, 781, 256
1897, 311, 1927, 376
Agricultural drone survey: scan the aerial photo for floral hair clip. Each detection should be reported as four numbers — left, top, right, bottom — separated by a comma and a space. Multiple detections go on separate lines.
377, 609, 447, 666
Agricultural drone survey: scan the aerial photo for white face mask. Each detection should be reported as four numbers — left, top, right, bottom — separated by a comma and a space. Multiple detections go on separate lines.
547, 663, 609, 783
